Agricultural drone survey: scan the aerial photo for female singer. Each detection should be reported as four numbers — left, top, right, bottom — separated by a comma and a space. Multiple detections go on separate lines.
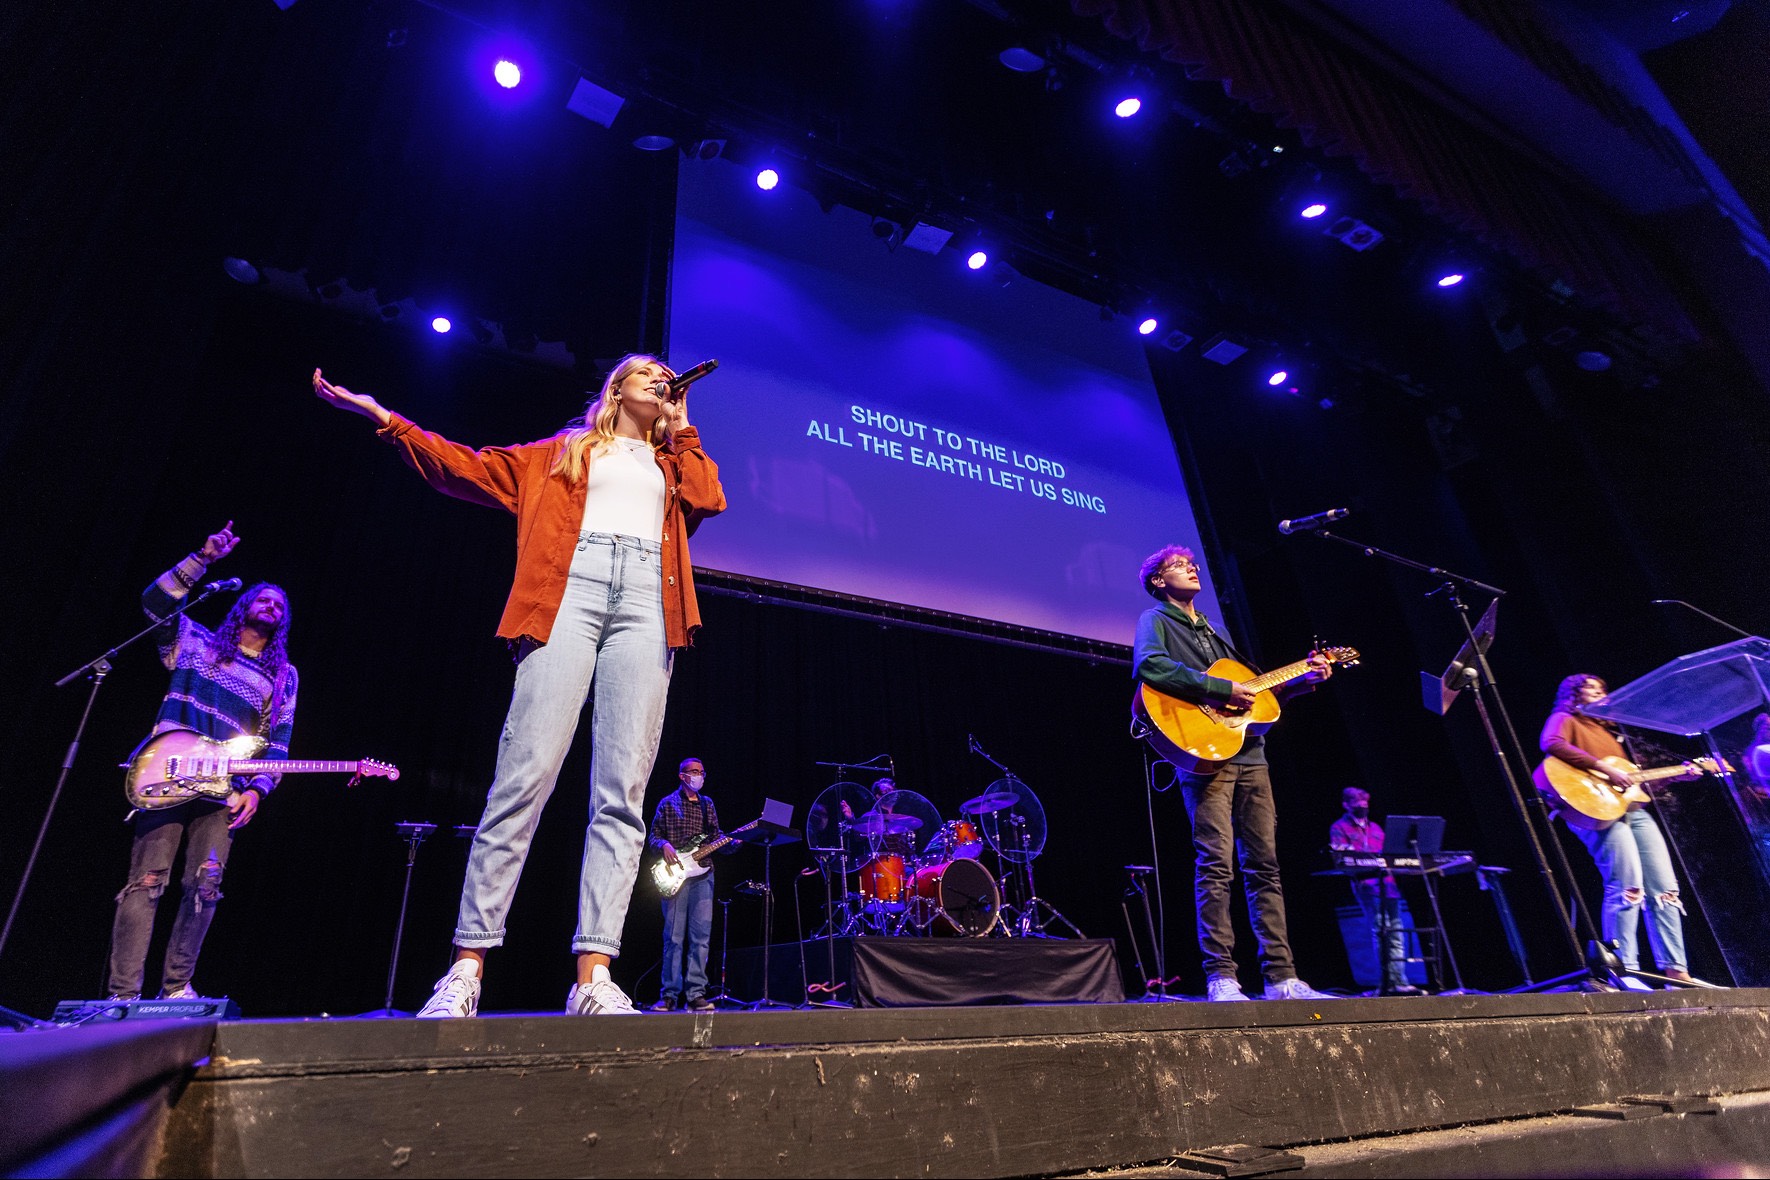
313, 357, 725, 1017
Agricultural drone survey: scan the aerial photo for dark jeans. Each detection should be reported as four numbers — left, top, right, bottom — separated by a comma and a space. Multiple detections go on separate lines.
107, 802, 234, 997
1182, 761, 1296, 983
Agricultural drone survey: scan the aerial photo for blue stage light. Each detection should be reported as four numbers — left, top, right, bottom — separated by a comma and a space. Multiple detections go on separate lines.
431, 317, 452, 334
967, 251, 989, 270
493, 59, 521, 89
756, 168, 780, 191
1267, 370, 1288, 386
1436, 272, 1466, 287
1138, 318, 1159, 336
1114, 97, 1142, 118
1300, 203, 1328, 219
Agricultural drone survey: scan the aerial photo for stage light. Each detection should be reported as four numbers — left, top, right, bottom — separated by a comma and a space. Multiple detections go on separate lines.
431, 317, 452, 334
566, 77, 626, 128
967, 250, 989, 270
633, 135, 675, 151
999, 47, 1045, 72
1114, 96, 1142, 118
1436, 272, 1466, 287
756, 168, 780, 191
1267, 370, 1288, 386
1300, 203, 1328, 219
1138, 317, 1159, 336
493, 59, 521, 89
221, 257, 261, 285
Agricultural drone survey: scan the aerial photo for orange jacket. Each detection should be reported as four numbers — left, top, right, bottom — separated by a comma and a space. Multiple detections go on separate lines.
378, 415, 726, 649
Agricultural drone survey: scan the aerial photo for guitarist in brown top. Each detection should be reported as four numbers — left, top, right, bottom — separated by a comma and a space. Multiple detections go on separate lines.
1538, 674, 1694, 985
1132, 545, 1339, 1003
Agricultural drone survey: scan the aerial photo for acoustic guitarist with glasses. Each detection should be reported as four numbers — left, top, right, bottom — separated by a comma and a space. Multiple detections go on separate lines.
1132, 545, 1340, 1003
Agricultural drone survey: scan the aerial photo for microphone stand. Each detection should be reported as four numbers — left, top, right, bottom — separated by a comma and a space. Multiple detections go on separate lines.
1651, 599, 1754, 640
1289, 526, 1610, 989
0, 582, 234, 984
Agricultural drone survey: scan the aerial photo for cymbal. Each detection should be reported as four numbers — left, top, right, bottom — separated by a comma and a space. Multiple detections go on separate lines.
840, 810, 922, 836
960, 790, 1020, 816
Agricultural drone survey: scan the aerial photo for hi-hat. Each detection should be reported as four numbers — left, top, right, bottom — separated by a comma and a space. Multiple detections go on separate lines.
841, 810, 922, 836
960, 790, 1020, 816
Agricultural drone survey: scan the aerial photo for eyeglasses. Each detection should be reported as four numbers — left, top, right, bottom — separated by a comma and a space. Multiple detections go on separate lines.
1159, 560, 1200, 575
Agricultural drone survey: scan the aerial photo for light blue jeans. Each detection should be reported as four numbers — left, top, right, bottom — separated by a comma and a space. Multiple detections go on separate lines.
660, 871, 715, 999
455, 533, 672, 956
1575, 809, 1687, 973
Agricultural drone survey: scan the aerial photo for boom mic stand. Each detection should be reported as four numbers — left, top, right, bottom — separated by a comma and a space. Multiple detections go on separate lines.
0, 580, 238, 993
1287, 525, 1621, 990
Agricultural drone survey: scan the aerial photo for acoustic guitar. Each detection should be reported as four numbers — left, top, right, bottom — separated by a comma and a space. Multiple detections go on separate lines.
1533, 754, 1720, 831
1133, 647, 1359, 773
125, 729, 398, 810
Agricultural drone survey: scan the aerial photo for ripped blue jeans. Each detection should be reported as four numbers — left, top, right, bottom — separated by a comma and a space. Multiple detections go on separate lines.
108, 800, 234, 997
1575, 808, 1686, 973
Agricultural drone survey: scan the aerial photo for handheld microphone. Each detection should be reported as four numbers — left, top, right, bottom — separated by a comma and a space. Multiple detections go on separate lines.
1278, 508, 1350, 535
202, 578, 244, 594
667, 359, 719, 392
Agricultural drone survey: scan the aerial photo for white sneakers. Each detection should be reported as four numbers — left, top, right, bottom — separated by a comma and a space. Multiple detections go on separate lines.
567, 965, 639, 1016
161, 983, 198, 1000
416, 959, 481, 1019
1262, 977, 1338, 1001
1207, 976, 1339, 1001
1206, 977, 1251, 1002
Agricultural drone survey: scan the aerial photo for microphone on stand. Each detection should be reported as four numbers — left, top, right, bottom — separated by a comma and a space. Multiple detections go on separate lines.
1278, 508, 1350, 535
202, 578, 244, 594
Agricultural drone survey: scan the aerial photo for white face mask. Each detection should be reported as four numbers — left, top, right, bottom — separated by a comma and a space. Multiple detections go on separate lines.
684, 772, 706, 789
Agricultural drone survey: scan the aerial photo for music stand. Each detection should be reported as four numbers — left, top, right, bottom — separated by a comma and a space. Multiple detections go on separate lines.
1381, 816, 1472, 993
729, 799, 800, 1010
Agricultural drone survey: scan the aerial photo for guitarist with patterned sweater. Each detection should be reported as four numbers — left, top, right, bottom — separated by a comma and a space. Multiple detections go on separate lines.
1538, 674, 1694, 985
1133, 545, 1338, 1003
108, 522, 295, 1002
647, 757, 724, 1011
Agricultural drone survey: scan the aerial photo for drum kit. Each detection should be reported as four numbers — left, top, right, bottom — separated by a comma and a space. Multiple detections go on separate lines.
805, 744, 1082, 940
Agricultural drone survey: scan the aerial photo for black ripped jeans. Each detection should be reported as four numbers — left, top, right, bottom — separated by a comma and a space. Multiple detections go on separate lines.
1182, 761, 1297, 984
107, 802, 235, 997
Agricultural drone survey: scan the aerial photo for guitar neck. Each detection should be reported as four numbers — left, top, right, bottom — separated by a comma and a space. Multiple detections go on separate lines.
1638, 762, 1700, 784
231, 760, 360, 776
692, 834, 731, 864
1244, 659, 1315, 695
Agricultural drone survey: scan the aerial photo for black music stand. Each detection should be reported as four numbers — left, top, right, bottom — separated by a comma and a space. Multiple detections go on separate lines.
729, 800, 801, 1010
360, 822, 437, 1019
1382, 816, 1472, 994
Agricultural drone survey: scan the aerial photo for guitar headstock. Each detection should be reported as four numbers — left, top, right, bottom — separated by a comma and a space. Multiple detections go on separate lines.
1319, 646, 1361, 668
356, 759, 400, 782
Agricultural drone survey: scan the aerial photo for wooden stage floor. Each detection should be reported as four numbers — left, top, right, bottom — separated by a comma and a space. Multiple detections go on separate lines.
6, 988, 1770, 1177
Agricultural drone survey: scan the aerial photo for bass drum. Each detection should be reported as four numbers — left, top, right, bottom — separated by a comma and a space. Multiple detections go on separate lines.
909, 859, 1001, 937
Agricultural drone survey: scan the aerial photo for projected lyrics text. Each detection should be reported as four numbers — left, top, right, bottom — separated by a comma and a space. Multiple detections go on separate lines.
801, 405, 1108, 514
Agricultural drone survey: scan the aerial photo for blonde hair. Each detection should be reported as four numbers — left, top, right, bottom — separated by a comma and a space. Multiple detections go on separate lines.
549, 353, 678, 483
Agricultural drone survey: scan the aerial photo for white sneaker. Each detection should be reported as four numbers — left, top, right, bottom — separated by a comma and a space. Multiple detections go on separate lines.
1263, 977, 1337, 1001
1206, 977, 1251, 1002
162, 983, 198, 1000
416, 960, 481, 1019
567, 967, 639, 1016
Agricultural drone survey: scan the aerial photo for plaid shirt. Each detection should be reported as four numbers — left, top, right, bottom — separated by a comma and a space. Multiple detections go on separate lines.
648, 788, 722, 857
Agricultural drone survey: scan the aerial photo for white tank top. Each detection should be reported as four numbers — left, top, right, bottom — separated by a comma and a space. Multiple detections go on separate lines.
579, 436, 666, 541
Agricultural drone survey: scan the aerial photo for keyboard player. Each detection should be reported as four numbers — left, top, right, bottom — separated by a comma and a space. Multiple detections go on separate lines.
1328, 788, 1421, 995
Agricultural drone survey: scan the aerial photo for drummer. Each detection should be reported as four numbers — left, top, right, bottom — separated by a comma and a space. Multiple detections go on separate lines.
843, 778, 918, 859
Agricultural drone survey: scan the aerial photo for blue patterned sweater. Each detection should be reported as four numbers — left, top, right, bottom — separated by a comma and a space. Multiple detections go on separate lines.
145, 555, 297, 793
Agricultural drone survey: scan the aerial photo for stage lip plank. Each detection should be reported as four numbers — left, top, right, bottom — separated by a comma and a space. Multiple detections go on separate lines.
0, 1018, 218, 1178
143, 989, 1770, 1178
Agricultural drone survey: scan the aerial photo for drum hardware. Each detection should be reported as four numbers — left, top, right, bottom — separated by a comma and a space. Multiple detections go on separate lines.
906, 858, 1002, 937
841, 811, 922, 837
967, 736, 1086, 939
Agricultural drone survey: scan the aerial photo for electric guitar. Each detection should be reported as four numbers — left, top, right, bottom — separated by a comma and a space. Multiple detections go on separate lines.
1133, 647, 1360, 773
124, 729, 399, 810
650, 831, 732, 896
1533, 754, 1721, 831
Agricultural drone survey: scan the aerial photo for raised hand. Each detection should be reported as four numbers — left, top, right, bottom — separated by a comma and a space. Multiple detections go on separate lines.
199, 520, 239, 564
312, 368, 393, 427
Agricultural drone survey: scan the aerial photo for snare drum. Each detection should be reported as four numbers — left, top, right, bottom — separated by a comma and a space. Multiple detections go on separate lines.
909, 859, 1001, 937
924, 819, 982, 862
858, 854, 908, 912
